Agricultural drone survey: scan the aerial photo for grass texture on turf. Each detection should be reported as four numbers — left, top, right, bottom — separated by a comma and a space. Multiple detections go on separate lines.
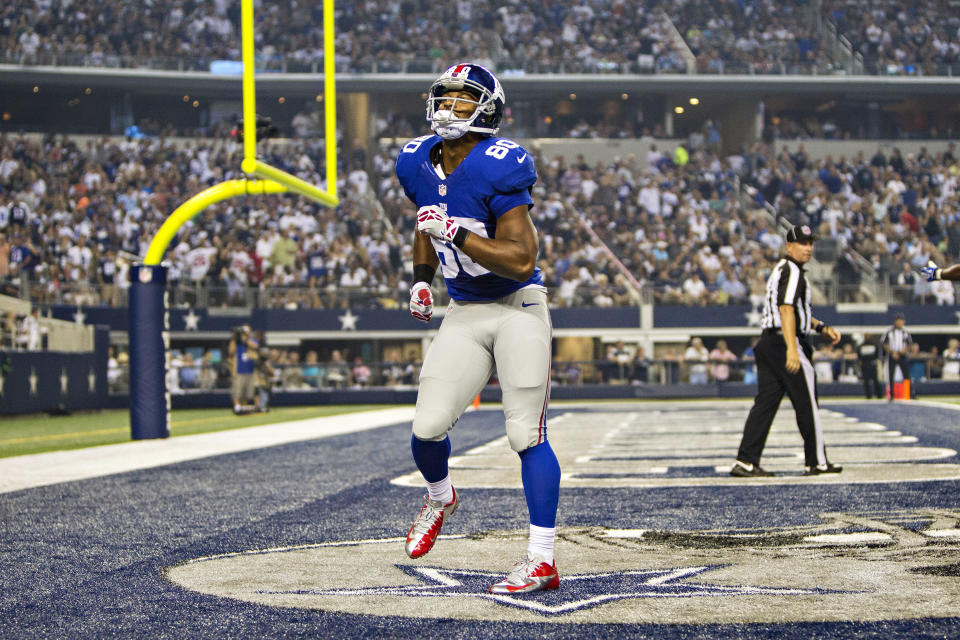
0, 405, 396, 459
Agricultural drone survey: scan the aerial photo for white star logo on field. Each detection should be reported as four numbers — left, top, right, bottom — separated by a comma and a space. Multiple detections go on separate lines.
28, 368, 39, 396
60, 369, 69, 395
338, 310, 358, 331
262, 564, 839, 616
744, 308, 762, 327
88, 368, 97, 393
73, 307, 86, 325
184, 309, 200, 331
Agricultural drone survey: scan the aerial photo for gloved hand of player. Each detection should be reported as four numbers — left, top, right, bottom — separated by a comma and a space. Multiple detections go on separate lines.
920, 260, 941, 282
409, 282, 433, 322
416, 205, 461, 244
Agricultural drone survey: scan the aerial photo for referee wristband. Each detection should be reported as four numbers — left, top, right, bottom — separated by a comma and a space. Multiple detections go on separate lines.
452, 226, 470, 249
815, 323, 829, 334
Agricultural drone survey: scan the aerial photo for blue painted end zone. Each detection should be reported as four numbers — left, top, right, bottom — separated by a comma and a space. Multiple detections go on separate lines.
1, 401, 958, 638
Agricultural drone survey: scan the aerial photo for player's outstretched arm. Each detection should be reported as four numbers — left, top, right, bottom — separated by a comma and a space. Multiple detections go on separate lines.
937, 264, 960, 281
921, 261, 960, 282
458, 205, 538, 282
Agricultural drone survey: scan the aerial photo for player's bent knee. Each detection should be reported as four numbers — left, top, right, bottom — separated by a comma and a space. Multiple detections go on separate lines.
412, 409, 455, 442
506, 420, 541, 453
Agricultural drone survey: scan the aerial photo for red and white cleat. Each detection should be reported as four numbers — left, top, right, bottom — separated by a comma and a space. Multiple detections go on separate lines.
405, 487, 459, 559
489, 554, 560, 594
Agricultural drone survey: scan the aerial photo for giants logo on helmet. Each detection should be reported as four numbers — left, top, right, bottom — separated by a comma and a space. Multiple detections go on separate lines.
447, 64, 471, 80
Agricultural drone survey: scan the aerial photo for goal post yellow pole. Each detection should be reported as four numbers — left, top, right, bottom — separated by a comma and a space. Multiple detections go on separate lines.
133, 0, 339, 440
241, 0, 257, 168
143, 179, 287, 266
323, 0, 337, 199
239, 0, 338, 206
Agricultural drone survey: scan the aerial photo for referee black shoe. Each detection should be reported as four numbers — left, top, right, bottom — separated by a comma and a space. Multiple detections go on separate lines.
804, 463, 843, 476
730, 460, 775, 477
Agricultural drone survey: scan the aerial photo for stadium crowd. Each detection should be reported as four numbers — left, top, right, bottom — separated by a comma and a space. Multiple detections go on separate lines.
5, 0, 955, 75
1, 129, 959, 311
746, 141, 960, 304
824, 0, 960, 75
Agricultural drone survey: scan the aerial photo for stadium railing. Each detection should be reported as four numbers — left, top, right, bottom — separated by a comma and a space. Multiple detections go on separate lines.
107, 355, 956, 397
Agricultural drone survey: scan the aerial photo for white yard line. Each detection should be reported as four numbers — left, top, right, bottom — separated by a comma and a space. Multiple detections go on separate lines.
0, 407, 415, 495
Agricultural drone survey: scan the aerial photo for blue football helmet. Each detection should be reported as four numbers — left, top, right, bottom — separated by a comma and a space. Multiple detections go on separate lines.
426, 63, 505, 140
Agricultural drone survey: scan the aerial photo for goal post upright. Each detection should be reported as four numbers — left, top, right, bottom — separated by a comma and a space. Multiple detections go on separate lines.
130, 0, 339, 439
323, 0, 337, 199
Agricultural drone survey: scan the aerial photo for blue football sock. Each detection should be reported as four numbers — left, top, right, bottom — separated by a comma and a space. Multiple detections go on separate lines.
519, 440, 561, 528
411, 434, 451, 483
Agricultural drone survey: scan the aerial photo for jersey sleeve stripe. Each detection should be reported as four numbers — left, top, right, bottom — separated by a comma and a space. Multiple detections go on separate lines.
779, 262, 800, 306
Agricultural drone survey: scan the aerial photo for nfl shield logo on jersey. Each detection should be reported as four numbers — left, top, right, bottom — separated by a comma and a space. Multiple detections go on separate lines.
439, 185, 447, 196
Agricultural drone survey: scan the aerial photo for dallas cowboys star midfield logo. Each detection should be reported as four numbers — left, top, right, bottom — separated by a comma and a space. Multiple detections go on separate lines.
259, 564, 840, 616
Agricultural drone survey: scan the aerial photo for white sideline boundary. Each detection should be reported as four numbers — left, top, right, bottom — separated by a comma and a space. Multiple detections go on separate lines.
0, 407, 415, 495
2, 399, 956, 495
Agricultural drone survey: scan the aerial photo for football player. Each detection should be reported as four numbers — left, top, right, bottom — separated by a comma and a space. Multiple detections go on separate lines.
396, 63, 561, 594
921, 260, 960, 282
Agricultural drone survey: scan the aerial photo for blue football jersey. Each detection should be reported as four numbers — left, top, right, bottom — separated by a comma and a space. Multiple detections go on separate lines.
396, 134, 544, 301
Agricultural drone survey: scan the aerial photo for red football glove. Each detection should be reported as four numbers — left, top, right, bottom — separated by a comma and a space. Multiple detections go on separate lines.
409, 282, 433, 322
417, 205, 461, 244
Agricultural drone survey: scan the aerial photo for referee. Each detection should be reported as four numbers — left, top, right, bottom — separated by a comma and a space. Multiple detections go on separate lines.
881, 313, 913, 401
730, 224, 843, 477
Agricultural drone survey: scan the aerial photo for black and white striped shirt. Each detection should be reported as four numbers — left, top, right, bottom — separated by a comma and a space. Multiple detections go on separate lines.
881, 326, 912, 356
760, 257, 813, 336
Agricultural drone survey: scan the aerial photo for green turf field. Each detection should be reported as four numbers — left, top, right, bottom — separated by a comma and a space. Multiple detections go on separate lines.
0, 405, 397, 459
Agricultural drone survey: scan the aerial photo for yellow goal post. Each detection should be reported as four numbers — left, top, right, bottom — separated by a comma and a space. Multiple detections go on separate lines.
130, 0, 338, 440
143, 0, 339, 266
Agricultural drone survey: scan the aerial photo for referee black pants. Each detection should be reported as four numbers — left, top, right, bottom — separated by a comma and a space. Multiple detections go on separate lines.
886, 357, 910, 397
736, 333, 829, 469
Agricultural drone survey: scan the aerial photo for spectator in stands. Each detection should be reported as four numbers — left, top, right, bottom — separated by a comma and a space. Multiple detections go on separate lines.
660, 346, 683, 384
684, 337, 709, 384
604, 340, 631, 382
908, 343, 928, 386
928, 345, 943, 380
709, 339, 737, 382
197, 351, 218, 391
301, 350, 322, 389
942, 339, 960, 381
628, 345, 652, 384
178, 352, 200, 390
838, 343, 859, 383
0, 232, 10, 283
325, 349, 349, 388
813, 343, 837, 382
283, 350, 306, 390
351, 356, 372, 387
18, 307, 45, 350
